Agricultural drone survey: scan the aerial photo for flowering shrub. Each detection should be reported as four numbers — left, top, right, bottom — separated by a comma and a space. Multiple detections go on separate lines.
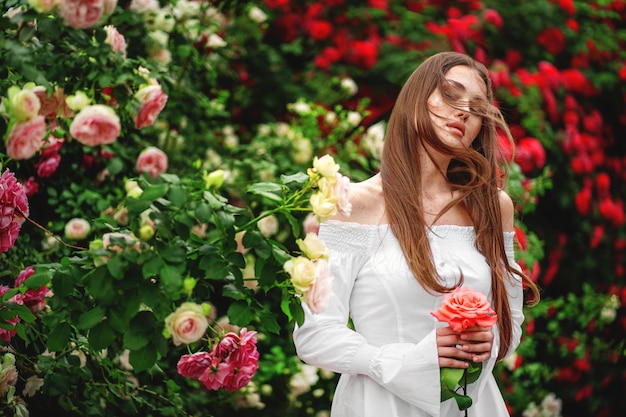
0, 0, 624, 416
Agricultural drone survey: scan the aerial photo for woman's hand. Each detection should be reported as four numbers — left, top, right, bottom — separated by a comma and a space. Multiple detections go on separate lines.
435, 325, 494, 368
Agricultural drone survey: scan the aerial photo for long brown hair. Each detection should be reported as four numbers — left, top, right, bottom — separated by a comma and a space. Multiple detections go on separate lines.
380, 51, 539, 361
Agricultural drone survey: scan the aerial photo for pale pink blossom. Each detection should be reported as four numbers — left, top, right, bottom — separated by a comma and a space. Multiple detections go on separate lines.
0, 353, 18, 397
304, 259, 332, 314
333, 173, 352, 217
23, 375, 45, 398
101, 232, 140, 253
136, 146, 168, 178
132, 84, 168, 129
164, 302, 209, 346
58, 0, 105, 29
103, 0, 117, 15
69, 104, 120, 146
104, 25, 127, 58
303, 213, 320, 235
64, 218, 91, 240
5, 115, 46, 160
177, 351, 213, 379
129, 0, 159, 14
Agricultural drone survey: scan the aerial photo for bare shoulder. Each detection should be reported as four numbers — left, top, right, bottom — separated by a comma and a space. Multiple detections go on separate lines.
498, 189, 515, 232
333, 174, 386, 225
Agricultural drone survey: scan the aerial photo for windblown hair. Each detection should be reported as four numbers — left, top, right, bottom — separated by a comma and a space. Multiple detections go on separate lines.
380, 51, 540, 361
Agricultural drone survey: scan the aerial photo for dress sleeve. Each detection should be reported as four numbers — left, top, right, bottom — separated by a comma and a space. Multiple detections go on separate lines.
502, 231, 525, 358
292, 223, 441, 416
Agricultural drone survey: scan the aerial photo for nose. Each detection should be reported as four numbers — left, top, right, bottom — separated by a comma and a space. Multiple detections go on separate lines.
456, 106, 470, 120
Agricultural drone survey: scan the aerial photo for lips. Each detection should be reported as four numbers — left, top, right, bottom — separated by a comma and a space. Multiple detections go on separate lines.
447, 122, 465, 138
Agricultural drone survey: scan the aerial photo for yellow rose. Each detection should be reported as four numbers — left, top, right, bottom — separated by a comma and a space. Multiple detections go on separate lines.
310, 181, 337, 222
297, 233, 328, 260
284, 256, 317, 294
310, 154, 339, 179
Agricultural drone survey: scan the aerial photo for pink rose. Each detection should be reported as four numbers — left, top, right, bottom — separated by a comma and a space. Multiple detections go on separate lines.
136, 146, 168, 178
177, 352, 213, 379
69, 104, 120, 146
40, 136, 64, 158
102, 232, 140, 253
0, 222, 22, 254
164, 302, 209, 346
14, 266, 52, 313
36, 154, 61, 178
104, 25, 127, 58
58, 0, 105, 29
132, 84, 168, 129
304, 259, 333, 314
199, 359, 233, 390
5, 115, 46, 160
223, 363, 257, 392
431, 286, 498, 332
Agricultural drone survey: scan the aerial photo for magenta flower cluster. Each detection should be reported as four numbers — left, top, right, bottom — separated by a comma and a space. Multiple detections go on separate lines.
0, 169, 29, 253
176, 328, 260, 392
0, 266, 52, 342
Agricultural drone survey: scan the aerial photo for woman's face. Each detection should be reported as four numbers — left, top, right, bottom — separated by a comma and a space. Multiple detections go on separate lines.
427, 65, 487, 150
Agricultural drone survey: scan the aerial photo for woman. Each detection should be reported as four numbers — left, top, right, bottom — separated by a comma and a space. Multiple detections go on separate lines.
292, 51, 540, 417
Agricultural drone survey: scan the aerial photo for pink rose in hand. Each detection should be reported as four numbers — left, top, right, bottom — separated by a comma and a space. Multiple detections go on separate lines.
431, 286, 498, 332
58, 0, 105, 29
136, 146, 168, 178
132, 84, 168, 129
5, 115, 46, 160
69, 104, 120, 146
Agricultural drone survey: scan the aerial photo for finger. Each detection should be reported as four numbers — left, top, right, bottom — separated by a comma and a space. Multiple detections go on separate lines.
439, 356, 470, 369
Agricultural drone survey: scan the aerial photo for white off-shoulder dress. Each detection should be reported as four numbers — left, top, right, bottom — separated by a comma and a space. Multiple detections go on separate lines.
293, 221, 525, 417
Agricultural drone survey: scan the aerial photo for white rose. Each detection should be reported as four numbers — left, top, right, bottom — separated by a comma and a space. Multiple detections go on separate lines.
258, 215, 279, 238
64, 218, 91, 240
248, 5, 267, 23
311, 154, 340, 179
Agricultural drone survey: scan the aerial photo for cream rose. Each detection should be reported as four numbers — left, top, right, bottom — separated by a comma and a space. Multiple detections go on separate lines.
64, 218, 91, 240
284, 256, 317, 294
311, 154, 339, 179
8, 87, 41, 121
296, 233, 328, 260
164, 302, 209, 346
257, 215, 279, 238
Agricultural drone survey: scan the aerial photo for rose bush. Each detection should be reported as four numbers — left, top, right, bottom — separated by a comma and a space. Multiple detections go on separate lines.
0, 0, 624, 416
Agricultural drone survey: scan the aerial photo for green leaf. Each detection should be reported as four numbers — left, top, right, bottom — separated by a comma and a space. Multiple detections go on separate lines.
160, 263, 183, 292
123, 311, 155, 350
167, 185, 187, 207
129, 344, 158, 373
142, 256, 164, 278
47, 323, 72, 352
52, 270, 75, 298
466, 362, 482, 384
280, 172, 309, 186
77, 307, 105, 330
242, 230, 271, 259
160, 246, 186, 263
22, 269, 52, 289
88, 320, 115, 350
246, 183, 283, 203
227, 301, 256, 327
85, 268, 115, 305
125, 197, 153, 213
195, 202, 212, 223
258, 309, 281, 334
441, 367, 464, 391
450, 391, 473, 411
141, 183, 169, 200
106, 255, 127, 279
223, 283, 247, 300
